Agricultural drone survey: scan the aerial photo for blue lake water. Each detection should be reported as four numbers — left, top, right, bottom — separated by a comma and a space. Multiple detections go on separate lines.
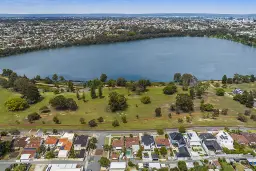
0, 37, 256, 81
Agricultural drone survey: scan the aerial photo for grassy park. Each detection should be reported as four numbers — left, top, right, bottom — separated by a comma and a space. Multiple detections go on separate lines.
0, 81, 255, 130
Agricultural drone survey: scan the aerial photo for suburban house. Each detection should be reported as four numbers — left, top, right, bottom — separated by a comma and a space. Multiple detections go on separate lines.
12, 137, 27, 150
112, 138, 124, 150
73, 135, 88, 151
176, 146, 190, 159
45, 136, 59, 149
24, 137, 42, 151
21, 149, 37, 161
109, 162, 126, 171
125, 137, 139, 149
169, 132, 186, 147
57, 138, 73, 158
199, 133, 222, 154
230, 133, 249, 145
233, 88, 243, 95
216, 131, 234, 150
241, 133, 256, 145
155, 136, 170, 148
111, 152, 119, 160
141, 134, 155, 150
186, 131, 201, 147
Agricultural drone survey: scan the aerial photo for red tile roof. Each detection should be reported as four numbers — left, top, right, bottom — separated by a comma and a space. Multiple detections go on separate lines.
25, 138, 41, 149
231, 134, 249, 145
125, 137, 139, 148
21, 149, 37, 159
155, 137, 170, 147
59, 138, 72, 151
45, 136, 59, 145
111, 152, 119, 159
241, 133, 256, 144
112, 138, 124, 148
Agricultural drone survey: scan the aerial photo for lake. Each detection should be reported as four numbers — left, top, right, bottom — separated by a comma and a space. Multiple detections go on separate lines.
0, 37, 256, 81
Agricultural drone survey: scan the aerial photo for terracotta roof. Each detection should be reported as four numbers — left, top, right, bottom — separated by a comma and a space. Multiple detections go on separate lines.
112, 138, 124, 148
111, 152, 119, 159
241, 132, 256, 144
13, 137, 27, 148
155, 137, 170, 147
125, 137, 140, 148
25, 137, 41, 149
45, 136, 59, 145
59, 138, 72, 151
231, 134, 249, 145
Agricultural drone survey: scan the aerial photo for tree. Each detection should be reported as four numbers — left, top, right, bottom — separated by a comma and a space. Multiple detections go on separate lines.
174, 73, 182, 82
98, 86, 103, 98
160, 147, 168, 156
24, 84, 40, 103
128, 161, 135, 167
5, 97, 29, 111
189, 88, 195, 99
88, 119, 97, 127
67, 81, 74, 92
52, 74, 58, 82
27, 112, 41, 123
82, 91, 86, 102
107, 79, 116, 87
8, 72, 18, 87
49, 95, 67, 109
250, 115, 256, 121
90, 85, 97, 99
178, 118, 183, 123
155, 107, 162, 117
163, 85, 177, 95
97, 117, 104, 123
179, 126, 186, 133
227, 78, 233, 84
98, 157, 110, 167
53, 116, 60, 124
0, 131, 8, 136
0, 78, 10, 88
246, 92, 254, 108
222, 75, 227, 84
45, 151, 55, 159
59, 76, 65, 82
244, 109, 251, 116
121, 116, 127, 123
52, 129, 58, 134
178, 161, 188, 171
100, 74, 108, 82
116, 77, 127, 87
76, 91, 80, 100
108, 92, 127, 112
157, 129, 164, 135
181, 73, 194, 86
186, 116, 192, 123
216, 88, 225, 96
250, 75, 255, 82
200, 103, 214, 112
66, 98, 78, 110
176, 94, 194, 112
103, 145, 112, 151
112, 120, 120, 127
0, 141, 11, 157
140, 96, 151, 104
13, 77, 30, 94
80, 118, 85, 124
2, 69, 13, 77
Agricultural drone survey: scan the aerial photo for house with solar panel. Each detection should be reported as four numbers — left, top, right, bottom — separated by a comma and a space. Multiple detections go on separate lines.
216, 131, 234, 150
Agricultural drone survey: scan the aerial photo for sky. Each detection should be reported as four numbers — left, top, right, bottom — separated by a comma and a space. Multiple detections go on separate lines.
0, 0, 256, 14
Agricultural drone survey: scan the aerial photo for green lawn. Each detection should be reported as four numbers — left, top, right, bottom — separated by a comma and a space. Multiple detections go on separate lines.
235, 163, 246, 171
0, 84, 255, 130
221, 162, 234, 171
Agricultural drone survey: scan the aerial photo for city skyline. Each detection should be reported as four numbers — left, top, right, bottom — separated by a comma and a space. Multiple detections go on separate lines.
0, 0, 256, 14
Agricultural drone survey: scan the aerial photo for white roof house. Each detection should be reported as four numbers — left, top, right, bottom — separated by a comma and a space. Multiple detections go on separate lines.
110, 162, 126, 171
20, 154, 31, 161
216, 131, 234, 150
187, 130, 201, 146
61, 133, 75, 141
149, 163, 161, 169
46, 164, 83, 171
58, 150, 69, 158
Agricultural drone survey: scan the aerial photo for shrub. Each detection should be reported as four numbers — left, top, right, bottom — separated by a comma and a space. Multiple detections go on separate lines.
237, 114, 248, 122
53, 116, 60, 124
155, 107, 162, 117
163, 85, 177, 95
140, 96, 151, 104
216, 88, 225, 96
80, 118, 85, 124
244, 109, 251, 116
157, 129, 164, 135
250, 115, 256, 121
178, 118, 183, 123
112, 120, 120, 127
88, 119, 98, 127
97, 117, 104, 123
200, 103, 214, 112
121, 116, 127, 123
28, 112, 41, 123
5, 97, 29, 111
221, 108, 229, 115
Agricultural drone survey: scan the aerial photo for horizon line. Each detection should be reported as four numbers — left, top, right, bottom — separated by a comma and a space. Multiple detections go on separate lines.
1, 12, 256, 15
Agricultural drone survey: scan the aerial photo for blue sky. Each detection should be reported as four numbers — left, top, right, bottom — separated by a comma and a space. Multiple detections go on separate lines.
0, 0, 255, 14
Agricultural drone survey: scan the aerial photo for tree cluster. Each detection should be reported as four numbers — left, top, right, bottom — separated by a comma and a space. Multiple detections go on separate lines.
175, 94, 194, 113
108, 92, 127, 112
233, 91, 254, 108
49, 95, 78, 110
